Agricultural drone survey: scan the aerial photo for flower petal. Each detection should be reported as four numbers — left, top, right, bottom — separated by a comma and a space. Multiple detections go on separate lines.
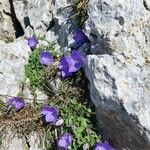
40, 51, 54, 65
94, 142, 116, 150
61, 70, 72, 77
42, 106, 59, 123
45, 114, 56, 123
58, 133, 73, 149
15, 99, 25, 110
41, 106, 52, 115
73, 29, 89, 45
71, 50, 85, 66
28, 36, 38, 48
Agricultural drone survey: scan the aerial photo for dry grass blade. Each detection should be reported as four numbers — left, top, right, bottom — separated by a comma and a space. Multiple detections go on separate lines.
0, 104, 42, 133
76, 0, 88, 11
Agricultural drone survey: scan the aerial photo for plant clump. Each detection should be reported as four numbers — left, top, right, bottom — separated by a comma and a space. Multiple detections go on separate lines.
0, 28, 115, 150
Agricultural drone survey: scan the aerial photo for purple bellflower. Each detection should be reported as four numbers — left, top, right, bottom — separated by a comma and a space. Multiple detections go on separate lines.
8, 97, 25, 111
71, 50, 85, 70
58, 133, 73, 149
73, 29, 89, 46
58, 55, 74, 77
94, 142, 116, 150
58, 50, 85, 77
27, 36, 38, 48
39, 51, 54, 65
41, 106, 59, 123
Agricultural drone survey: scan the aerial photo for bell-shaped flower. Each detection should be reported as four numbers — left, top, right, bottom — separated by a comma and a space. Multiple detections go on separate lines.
58, 55, 74, 77
58, 50, 85, 77
71, 50, 85, 70
73, 29, 89, 46
94, 142, 116, 150
27, 36, 38, 48
41, 106, 59, 123
58, 133, 73, 149
39, 51, 54, 65
8, 97, 25, 111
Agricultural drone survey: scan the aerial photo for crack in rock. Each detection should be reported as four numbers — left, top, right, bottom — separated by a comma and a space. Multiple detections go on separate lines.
143, 0, 150, 11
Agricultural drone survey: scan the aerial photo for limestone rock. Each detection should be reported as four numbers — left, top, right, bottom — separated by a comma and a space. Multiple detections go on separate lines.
12, 0, 52, 31
143, 0, 150, 11
51, 0, 78, 49
52, 0, 71, 25
25, 0, 52, 30
1, 0, 53, 37
0, 131, 42, 150
85, 0, 150, 149
0, 131, 24, 150
0, 39, 30, 100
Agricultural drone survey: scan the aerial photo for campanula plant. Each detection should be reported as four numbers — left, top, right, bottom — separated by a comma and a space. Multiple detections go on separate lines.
25, 43, 56, 92
0, 29, 107, 150
24, 33, 101, 149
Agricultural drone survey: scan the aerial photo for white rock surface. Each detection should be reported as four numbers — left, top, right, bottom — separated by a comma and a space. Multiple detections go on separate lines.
0, 131, 24, 150
1, 0, 150, 149
52, 0, 71, 25
85, 0, 150, 149
0, 131, 42, 150
25, 0, 52, 30
12, 0, 52, 30
0, 39, 30, 99
1, 0, 53, 38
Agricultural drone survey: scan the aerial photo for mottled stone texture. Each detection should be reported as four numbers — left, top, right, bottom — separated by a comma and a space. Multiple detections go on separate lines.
0, 39, 30, 98
0, 0, 15, 41
0, 0, 53, 39
13, 0, 52, 31
85, 0, 150, 149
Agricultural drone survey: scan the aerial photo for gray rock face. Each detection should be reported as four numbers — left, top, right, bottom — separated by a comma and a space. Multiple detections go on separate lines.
0, 0, 77, 45
0, 130, 42, 150
1, 0, 150, 149
0, 39, 30, 98
51, 0, 79, 49
85, 0, 150, 149
12, 0, 52, 31
24, 0, 52, 30
0, 0, 53, 39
